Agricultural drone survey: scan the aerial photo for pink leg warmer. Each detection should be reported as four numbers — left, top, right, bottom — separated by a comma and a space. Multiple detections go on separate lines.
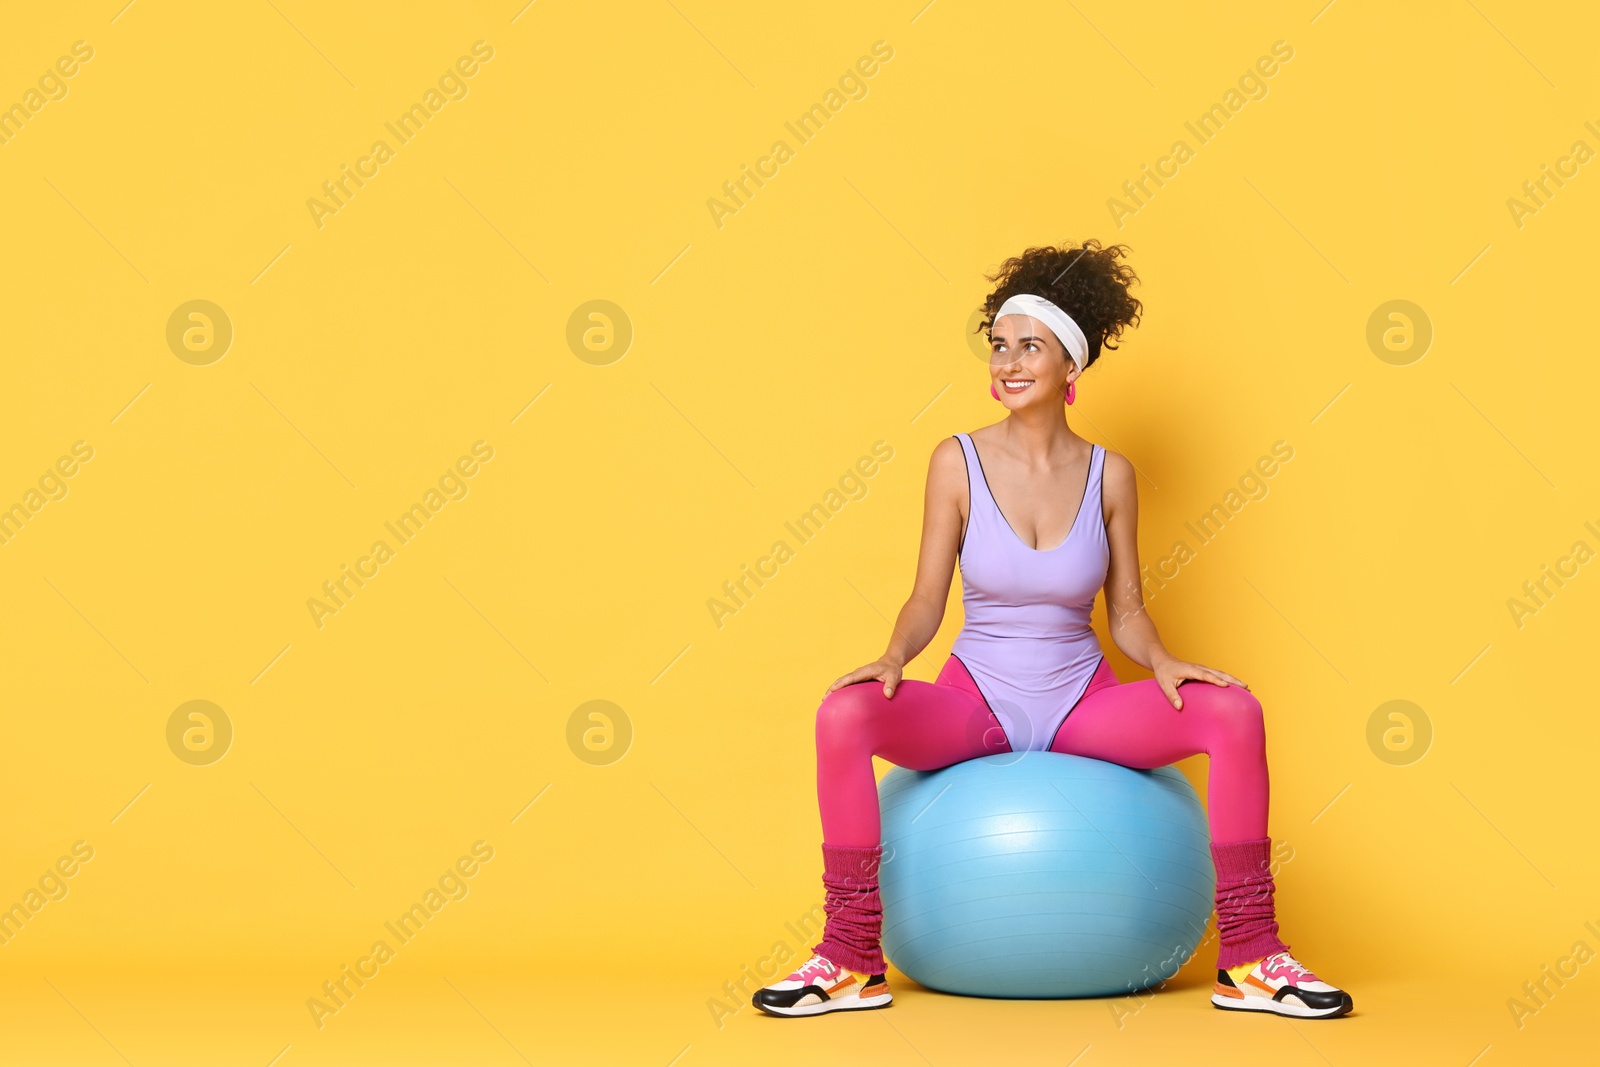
813, 843, 887, 975
1211, 836, 1290, 968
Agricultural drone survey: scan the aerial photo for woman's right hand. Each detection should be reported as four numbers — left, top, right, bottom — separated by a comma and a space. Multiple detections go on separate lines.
826, 658, 905, 699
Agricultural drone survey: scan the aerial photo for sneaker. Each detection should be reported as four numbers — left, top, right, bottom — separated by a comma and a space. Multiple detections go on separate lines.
752, 952, 892, 1017
1212, 949, 1353, 1019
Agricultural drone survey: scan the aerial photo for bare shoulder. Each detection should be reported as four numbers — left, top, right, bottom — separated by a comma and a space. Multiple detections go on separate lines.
1101, 448, 1137, 510
928, 435, 966, 490
1101, 447, 1135, 486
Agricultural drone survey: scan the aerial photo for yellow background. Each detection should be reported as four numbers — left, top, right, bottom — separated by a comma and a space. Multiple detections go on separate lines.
1, 0, 1596, 1063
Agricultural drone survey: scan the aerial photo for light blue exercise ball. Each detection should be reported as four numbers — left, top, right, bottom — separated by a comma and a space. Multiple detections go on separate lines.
878, 751, 1214, 998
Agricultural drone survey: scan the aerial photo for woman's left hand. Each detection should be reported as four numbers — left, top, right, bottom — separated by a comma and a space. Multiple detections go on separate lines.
1152, 656, 1249, 710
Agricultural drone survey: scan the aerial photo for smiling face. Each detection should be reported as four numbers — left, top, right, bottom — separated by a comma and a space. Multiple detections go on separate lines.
989, 313, 1076, 403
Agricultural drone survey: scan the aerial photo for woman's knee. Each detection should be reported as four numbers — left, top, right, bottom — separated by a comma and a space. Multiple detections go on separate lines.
1193, 684, 1265, 750
815, 684, 884, 755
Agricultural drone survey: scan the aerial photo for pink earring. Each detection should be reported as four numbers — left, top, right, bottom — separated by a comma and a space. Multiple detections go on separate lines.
990, 383, 1001, 401
1063, 380, 1076, 405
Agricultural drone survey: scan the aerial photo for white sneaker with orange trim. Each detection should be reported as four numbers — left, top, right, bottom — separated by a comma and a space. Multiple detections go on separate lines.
752, 953, 892, 1018
1212, 950, 1353, 1018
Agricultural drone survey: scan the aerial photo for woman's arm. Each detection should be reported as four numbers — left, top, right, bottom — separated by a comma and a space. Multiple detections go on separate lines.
882, 436, 965, 668
1101, 450, 1249, 708
826, 437, 965, 697
1101, 449, 1173, 671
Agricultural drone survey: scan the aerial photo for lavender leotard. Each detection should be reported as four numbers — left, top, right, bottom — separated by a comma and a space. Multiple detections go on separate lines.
948, 432, 1109, 751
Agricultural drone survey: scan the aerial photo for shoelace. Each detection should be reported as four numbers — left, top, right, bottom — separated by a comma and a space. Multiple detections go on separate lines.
792, 953, 839, 984
1267, 951, 1315, 983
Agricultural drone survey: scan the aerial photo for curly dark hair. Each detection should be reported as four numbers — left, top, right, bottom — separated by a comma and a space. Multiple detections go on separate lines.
976, 239, 1143, 369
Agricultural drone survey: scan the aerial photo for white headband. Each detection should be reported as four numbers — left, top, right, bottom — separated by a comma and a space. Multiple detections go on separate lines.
993, 294, 1090, 373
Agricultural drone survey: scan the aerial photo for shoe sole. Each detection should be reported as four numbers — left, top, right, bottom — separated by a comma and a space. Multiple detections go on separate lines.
754, 992, 893, 1018
1211, 992, 1352, 1019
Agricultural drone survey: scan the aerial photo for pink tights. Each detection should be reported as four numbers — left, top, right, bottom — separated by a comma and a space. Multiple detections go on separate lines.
811, 653, 1288, 973
816, 653, 1268, 846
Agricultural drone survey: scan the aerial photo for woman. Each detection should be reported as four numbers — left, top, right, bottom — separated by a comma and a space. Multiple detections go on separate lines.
752, 240, 1353, 1020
